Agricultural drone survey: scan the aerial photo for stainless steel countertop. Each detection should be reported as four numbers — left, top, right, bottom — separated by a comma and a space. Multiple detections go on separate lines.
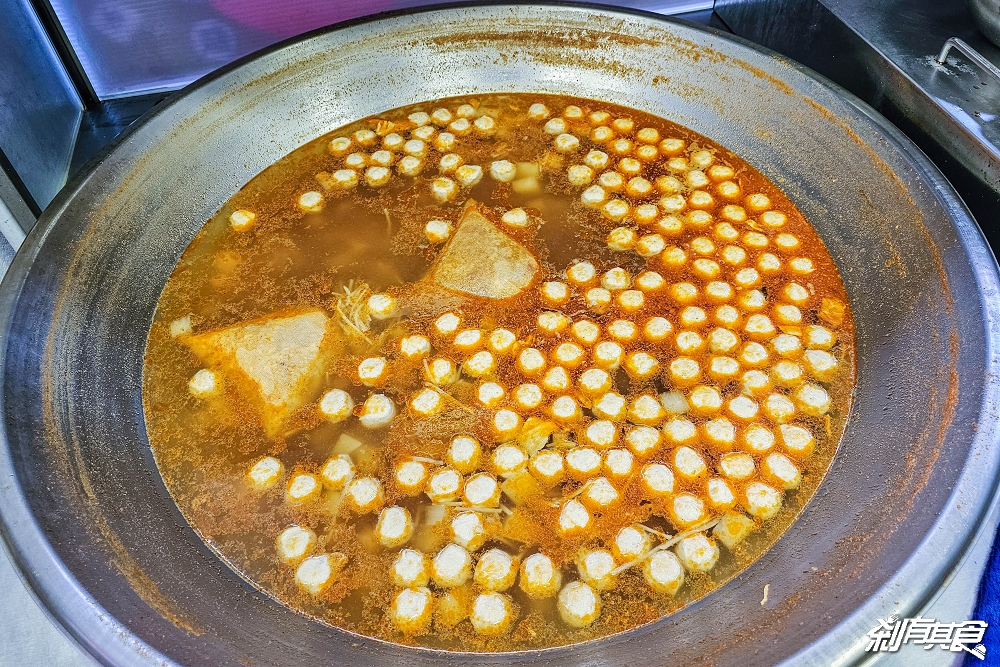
0, 225, 94, 667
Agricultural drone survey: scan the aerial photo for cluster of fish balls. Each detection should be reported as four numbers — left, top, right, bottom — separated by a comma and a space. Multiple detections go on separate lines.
211, 101, 847, 638
380, 224, 839, 631
291, 104, 509, 214
322, 275, 836, 632
378, 522, 707, 635
198, 266, 841, 635
225, 99, 553, 242
230, 239, 841, 634
220, 101, 529, 238
235, 320, 741, 636
241, 441, 593, 634
247, 448, 704, 635
241, 456, 352, 597
401, 257, 836, 511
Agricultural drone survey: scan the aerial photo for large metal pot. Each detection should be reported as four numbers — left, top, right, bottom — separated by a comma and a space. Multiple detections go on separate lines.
1, 4, 999, 666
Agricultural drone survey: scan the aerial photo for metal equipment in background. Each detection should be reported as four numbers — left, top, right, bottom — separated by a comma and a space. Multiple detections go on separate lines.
0, 0, 82, 243
970, 0, 1000, 49
715, 0, 1000, 248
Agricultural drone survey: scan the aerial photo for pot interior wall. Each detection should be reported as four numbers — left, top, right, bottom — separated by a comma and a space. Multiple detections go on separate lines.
0, 6, 996, 667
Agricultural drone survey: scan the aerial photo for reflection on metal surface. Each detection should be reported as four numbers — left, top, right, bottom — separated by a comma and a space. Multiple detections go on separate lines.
970, 0, 1000, 49
0, 0, 82, 212
46, 0, 713, 98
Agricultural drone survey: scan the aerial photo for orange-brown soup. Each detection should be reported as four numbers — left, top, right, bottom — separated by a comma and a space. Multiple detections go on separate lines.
143, 94, 855, 651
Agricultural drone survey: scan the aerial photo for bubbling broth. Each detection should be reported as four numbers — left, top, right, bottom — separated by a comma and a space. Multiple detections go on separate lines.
143, 94, 855, 650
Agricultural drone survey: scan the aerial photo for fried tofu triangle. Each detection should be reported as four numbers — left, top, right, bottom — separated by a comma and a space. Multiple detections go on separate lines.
431, 200, 540, 300
186, 309, 342, 435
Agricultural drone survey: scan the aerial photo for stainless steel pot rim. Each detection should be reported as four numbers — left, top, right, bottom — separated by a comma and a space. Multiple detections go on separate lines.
0, 4, 997, 666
